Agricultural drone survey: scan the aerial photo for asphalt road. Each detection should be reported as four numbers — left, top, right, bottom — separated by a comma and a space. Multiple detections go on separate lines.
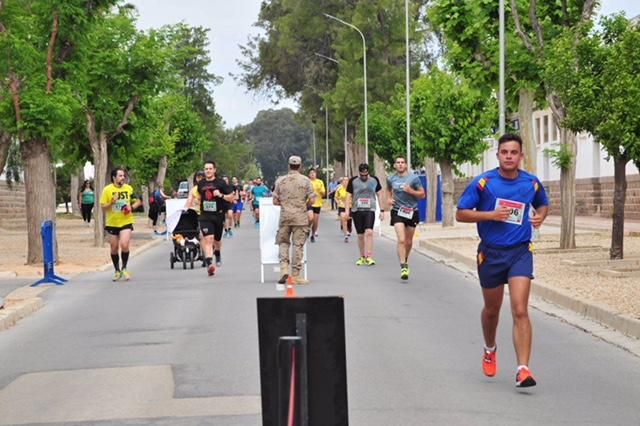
0, 211, 639, 425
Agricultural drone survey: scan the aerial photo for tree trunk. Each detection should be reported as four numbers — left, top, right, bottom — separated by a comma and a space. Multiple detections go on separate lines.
610, 154, 628, 260
87, 110, 108, 247
424, 157, 438, 223
373, 154, 388, 208
519, 88, 536, 174
155, 155, 168, 187
141, 184, 149, 215
559, 128, 577, 249
21, 139, 56, 264
91, 132, 108, 247
0, 131, 11, 176
70, 169, 81, 217
439, 160, 455, 227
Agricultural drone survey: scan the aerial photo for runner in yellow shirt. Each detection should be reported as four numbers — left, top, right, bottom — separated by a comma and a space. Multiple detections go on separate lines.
308, 169, 325, 243
100, 167, 142, 282
334, 177, 352, 242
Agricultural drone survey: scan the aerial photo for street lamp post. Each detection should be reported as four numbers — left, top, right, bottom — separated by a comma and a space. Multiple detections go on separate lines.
324, 106, 330, 193
312, 123, 317, 168
405, 0, 411, 169
499, 0, 506, 135
324, 13, 368, 163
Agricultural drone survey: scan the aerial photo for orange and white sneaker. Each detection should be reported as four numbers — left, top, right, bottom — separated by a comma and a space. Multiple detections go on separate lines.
482, 348, 497, 377
515, 366, 537, 388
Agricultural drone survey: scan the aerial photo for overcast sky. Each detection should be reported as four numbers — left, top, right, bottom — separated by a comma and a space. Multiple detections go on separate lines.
129, 0, 640, 130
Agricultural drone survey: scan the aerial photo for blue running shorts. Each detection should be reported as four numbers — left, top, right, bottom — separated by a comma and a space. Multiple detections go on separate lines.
476, 242, 534, 289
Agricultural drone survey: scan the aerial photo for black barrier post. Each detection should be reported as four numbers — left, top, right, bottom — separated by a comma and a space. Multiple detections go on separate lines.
278, 336, 301, 426
32, 220, 68, 286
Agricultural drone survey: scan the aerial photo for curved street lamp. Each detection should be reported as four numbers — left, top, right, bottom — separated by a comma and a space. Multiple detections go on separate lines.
323, 13, 368, 163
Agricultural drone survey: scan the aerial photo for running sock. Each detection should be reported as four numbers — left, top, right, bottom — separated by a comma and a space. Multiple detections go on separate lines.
205, 257, 212, 266
214, 250, 220, 257
485, 345, 497, 352
400, 263, 408, 269
121, 251, 129, 269
111, 254, 120, 271
517, 365, 528, 371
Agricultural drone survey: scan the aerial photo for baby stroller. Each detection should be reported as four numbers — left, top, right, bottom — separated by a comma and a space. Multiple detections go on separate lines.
168, 209, 202, 269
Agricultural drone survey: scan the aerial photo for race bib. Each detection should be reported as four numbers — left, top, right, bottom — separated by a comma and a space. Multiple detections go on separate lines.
203, 201, 217, 212
356, 198, 371, 209
113, 199, 127, 212
495, 198, 525, 225
398, 206, 414, 219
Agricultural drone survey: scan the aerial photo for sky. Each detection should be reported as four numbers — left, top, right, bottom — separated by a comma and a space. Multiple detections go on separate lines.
129, 0, 640, 130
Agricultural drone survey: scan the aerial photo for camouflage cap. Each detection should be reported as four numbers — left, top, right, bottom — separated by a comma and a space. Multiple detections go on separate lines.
288, 155, 302, 165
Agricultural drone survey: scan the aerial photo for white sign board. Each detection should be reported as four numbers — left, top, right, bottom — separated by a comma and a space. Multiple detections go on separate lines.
259, 197, 280, 264
258, 197, 307, 283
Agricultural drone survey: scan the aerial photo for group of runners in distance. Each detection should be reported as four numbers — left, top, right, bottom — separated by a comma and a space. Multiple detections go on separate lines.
99, 133, 548, 389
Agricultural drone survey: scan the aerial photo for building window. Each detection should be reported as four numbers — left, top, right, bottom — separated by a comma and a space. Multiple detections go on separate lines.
551, 115, 558, 141
535, 117, 541, 145
543, 115, 549, 144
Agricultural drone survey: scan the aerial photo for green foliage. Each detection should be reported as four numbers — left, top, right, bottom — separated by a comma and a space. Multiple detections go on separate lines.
55, 163, 73, 205
244, 108, 312, 185
411, 68, 493, 172
238, 0, 427, 158
545, 14, 640, 167
544, 145, 573, 171
205, 127, 256, 183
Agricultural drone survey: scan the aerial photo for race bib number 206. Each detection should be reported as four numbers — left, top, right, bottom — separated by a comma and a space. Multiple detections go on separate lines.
495, 198, 525, 225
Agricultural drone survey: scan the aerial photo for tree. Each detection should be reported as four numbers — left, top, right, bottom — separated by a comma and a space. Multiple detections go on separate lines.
429, 0, 540, 173
545, 14, 640, 259
0, 0, 119, 263
238, 0, 427, 165
244, 109, 312, 185
70, 6, 174, 245
510, 0, 598, 249
411, 69, 494, 226
205, 127, 256, 182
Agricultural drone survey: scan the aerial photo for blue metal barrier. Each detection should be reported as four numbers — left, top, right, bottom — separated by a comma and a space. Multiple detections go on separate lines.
418, 175, 442, 223
32, 220, 68, 286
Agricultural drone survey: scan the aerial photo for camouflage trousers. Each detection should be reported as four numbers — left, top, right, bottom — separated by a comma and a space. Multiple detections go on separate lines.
276, 225, 310, 277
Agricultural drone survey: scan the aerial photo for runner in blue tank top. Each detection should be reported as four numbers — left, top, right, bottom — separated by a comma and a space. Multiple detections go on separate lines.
456, 133, 549, 389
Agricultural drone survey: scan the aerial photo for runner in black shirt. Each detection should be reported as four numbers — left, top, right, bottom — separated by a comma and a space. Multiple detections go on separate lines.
190, 160, 234, 276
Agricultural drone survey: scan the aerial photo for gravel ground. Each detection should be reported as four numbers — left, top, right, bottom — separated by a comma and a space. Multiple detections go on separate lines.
428, 232, 640, 320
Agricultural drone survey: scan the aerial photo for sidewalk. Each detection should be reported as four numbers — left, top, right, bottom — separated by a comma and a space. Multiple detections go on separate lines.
379, 214, 640, 352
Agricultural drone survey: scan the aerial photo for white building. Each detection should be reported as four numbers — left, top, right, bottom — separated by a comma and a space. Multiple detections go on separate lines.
459, 108, 639, 180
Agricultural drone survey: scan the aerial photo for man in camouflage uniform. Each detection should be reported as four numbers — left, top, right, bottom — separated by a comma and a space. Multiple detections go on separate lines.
273, 155, 316, 285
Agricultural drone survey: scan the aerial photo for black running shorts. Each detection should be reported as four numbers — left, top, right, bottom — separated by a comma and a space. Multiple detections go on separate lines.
199, 214, 224, 241
352, 210, 375, 234
105, 224, 133, 236
390, 209, 419, 228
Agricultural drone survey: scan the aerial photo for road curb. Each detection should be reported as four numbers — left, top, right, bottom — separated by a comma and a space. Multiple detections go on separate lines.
414, 238, 640, 341
0, 236, 165, 332
0, 287, 47, 332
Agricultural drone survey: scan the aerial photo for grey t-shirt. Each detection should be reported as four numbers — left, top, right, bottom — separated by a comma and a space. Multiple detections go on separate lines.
387, 174, 423, 210
346, 176, 382, 211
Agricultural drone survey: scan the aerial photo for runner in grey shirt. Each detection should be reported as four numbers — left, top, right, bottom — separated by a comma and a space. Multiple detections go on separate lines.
386, 156, 425, 280
346, 163, 385, 266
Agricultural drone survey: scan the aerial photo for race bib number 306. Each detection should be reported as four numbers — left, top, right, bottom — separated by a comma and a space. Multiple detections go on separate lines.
495, 198, 525, 225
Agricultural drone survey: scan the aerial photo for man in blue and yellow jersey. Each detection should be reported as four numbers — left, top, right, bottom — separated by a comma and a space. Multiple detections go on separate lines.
457, 133, 549, 389
308, 169, 325, 242
100, 167, 142, 282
